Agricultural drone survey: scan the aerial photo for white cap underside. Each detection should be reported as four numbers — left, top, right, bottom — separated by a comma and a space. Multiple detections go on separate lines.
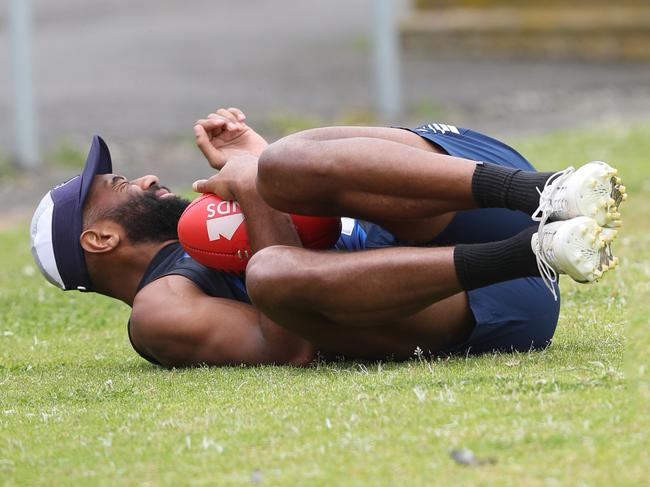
30, 192, 65, 289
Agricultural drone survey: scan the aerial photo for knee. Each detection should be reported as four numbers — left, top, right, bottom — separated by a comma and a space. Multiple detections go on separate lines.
257, 142, 287, 192
258, 136, 321, 176
245, 246, 310, 311
257, 139, 333, 210
257, 143, 294, 210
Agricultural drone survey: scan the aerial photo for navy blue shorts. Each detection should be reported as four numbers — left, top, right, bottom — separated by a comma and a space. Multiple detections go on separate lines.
338, 123, 560, 354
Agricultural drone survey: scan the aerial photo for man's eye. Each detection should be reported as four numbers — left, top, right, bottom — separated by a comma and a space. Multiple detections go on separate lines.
112, 176, 128, 189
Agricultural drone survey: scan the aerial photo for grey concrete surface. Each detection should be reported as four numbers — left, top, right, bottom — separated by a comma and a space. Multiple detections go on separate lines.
1, 0, 649, 217
0, 0, 411, 149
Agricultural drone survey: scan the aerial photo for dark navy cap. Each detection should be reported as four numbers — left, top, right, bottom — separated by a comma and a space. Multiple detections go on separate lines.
30, 136, 113, 291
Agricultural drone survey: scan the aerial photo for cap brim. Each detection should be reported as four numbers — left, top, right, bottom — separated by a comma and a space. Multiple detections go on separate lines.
46, 135, 113, 291
80, 135, 113, 205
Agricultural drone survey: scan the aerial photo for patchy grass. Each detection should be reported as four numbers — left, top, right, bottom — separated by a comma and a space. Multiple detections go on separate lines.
46, 139, 87, 169
263, 112, 323, 137
335, 108, 379, 127
1, 123, 648, 486
410, 98, 450, 121
0, 152, 16, 181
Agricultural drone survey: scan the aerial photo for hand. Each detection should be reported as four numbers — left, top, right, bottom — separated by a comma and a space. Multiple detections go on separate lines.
192, 154, 259, 201
194, 107, 269, 170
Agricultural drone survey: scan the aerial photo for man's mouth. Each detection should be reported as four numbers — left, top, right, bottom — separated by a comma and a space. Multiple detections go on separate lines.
155, 187, 173, 198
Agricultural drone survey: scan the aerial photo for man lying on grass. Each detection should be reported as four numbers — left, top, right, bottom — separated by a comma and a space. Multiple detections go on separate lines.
30, 108, 626, 367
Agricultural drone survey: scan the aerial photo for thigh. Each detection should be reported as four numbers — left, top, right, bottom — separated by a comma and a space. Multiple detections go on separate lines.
261, 291, 474, 361
309, 278, 559, 360
363, 291, 475, 358
285, 126, 442, 153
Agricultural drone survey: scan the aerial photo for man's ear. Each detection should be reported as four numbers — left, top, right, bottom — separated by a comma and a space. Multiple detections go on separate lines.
80, 221, 121, 254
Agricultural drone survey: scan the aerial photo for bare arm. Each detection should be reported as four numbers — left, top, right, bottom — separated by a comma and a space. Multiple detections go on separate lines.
132, 157, 312, 367
130, 275, 314, 367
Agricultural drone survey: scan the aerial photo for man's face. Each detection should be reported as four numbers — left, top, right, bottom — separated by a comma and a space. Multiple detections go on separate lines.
84, 173, 190, 243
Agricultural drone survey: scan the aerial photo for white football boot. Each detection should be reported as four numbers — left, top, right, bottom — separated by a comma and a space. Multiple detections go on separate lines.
531, 216, 618, 300
532, 161, 626, 228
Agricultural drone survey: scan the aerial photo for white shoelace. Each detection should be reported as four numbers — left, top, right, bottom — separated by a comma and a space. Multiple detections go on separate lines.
531, 168, 574, 301
534, 230, 559, 301
531, 167, 575, 224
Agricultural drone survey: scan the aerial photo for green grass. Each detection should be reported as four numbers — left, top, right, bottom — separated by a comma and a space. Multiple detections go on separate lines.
410, 98, 450, 121
46, 139, 87, 169
0, 152, 16, 181
263, 113, 323, 137
1, 123, 649, 486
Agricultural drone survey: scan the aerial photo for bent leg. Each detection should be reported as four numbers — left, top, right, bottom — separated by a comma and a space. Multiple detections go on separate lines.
257, 128, 478, 223
247, 246, 462, 327
245, 223, 548, 358
256, 126, 553, 244
246, 245, 475, 358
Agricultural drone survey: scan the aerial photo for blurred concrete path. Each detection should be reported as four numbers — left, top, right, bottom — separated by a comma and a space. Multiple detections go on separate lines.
1, 0, 649, 217
2, 0, 650, 147
0, 0, 411, 149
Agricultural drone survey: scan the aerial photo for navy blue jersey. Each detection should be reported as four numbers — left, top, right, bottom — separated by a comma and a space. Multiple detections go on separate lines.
137, 242, 250, 300
127, 242, 250, 365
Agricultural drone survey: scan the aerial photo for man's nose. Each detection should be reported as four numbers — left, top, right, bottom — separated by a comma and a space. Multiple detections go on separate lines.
132, 175, 160, 190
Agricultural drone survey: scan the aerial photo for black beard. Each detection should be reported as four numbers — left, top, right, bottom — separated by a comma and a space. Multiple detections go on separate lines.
106, 190, 190, 244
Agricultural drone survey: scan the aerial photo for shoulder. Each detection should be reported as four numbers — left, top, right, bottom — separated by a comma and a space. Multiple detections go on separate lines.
129, 275, 205, 367
132, 275, 203, 324
129, 274, 315, 368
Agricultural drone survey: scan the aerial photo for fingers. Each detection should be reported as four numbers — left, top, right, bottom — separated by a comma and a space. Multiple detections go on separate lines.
216, 108, 237, 121
192, 174, 222, 194
193, 124, 224, 169
196, 117, 227, 133
202, 107, 247, 130
192, 178, 209, 193
227, 107, 246, 122
193, 123, 209, 151
195, 107, 247, 133
201, 114, 239, 132
192, 175, 234, 200
214, 107, 246, 122
215, 109, 242, 131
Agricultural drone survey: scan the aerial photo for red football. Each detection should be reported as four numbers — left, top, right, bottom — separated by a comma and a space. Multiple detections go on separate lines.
178, 193, 342, 271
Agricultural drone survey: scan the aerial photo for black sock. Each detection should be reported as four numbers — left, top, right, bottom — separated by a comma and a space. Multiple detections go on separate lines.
472, 162, 555, 215
453, 226, 539, 290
